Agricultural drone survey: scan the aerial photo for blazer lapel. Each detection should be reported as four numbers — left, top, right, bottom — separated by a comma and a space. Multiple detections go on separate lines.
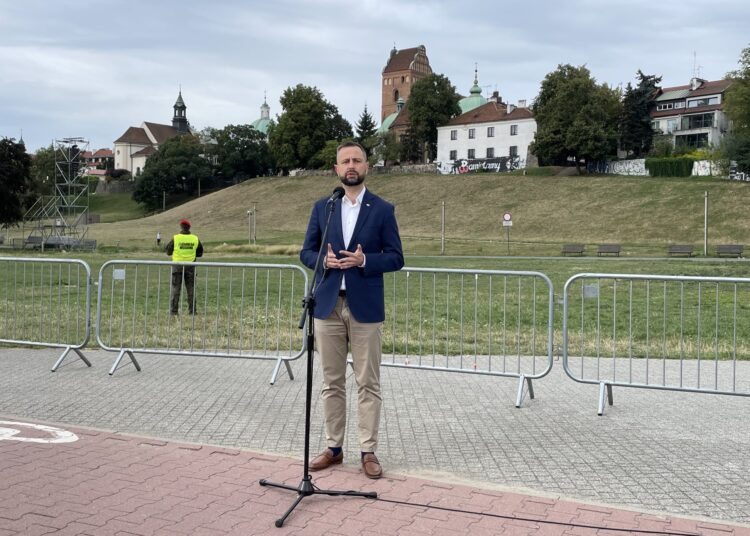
348, 190, 374, 250
332, 198, 344, 248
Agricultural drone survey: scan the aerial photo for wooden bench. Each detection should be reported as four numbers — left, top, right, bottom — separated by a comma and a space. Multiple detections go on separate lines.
716, 244, 743, 258
561, 244, 585, 256
667, 245, 694, 257
597, 244, 621, 257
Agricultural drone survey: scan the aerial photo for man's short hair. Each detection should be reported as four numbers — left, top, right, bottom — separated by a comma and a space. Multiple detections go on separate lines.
336, 141, 367, 160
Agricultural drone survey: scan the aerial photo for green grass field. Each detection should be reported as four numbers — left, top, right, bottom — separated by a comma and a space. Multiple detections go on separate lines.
8, 170, 744, 256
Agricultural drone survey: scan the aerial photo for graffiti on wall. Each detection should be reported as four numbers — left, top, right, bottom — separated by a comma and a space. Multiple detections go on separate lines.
590, 158, 727, 178
729, 163, 750, 182
436, 156, 524, 175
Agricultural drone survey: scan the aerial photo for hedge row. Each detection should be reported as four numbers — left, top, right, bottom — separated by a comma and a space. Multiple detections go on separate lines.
644, 157, 694, 177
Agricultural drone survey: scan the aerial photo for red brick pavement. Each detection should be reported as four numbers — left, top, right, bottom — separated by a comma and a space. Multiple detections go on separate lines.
1, 418, 748, 536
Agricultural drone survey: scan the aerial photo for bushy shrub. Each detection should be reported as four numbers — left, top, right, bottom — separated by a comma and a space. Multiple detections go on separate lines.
644, 157, 695, 177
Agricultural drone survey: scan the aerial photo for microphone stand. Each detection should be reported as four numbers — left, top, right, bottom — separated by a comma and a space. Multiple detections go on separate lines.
259, 195, 376, 528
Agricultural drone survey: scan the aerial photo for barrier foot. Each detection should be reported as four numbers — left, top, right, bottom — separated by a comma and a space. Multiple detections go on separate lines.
269, 358, 295, 385
109, 350, 141, 376
51, 347, 92, 372
597, 382, 613, 416
515, 375, 534, 408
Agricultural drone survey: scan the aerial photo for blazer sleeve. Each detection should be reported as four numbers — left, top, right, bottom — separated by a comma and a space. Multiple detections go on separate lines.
361, 202, 404, 276
300, 201, 323, 271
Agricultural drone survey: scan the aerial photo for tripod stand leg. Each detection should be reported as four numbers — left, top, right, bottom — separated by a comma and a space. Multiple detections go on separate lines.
275, 493, 305, 528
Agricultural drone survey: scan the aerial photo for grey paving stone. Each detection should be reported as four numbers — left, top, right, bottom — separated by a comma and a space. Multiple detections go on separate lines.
0, 348, 748, 524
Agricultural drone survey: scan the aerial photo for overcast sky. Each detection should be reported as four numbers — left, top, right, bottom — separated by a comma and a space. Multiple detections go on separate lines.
1, 0, 748, 152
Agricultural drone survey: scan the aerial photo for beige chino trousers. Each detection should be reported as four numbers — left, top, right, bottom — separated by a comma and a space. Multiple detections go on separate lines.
314, 296, 382, 453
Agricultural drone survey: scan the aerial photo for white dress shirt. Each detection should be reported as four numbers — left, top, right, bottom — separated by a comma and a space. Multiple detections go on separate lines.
340, 187, 366, 290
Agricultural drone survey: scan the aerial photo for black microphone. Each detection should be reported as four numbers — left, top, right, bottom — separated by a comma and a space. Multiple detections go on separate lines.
326, 186, 345, 204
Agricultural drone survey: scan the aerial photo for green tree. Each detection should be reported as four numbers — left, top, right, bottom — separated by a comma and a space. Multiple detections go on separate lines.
724, 44, 750, 172
374, 131, 402, 166
531, 64, 621, 172
132, 135, 211, 211
620, 71, 662, 157
0, 138, 31, 227
355, 105, 378, 156
309, 139, 346, 169
398, 125, 422, 163
405, 74, 461, 161
214, 124, 272, 181
268, 84, 352, 173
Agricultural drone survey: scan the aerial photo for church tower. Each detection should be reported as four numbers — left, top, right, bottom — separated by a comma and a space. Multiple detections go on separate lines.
172, 90, 189, 133
381, 45, 432, 121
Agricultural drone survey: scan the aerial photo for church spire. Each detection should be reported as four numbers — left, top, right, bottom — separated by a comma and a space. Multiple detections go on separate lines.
172, 89, 188, 133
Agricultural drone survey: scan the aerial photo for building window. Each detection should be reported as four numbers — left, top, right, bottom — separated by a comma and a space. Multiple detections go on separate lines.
687, 96, 719, 108
486, 148, 495, 158
667, 119, 678, 133
487, 126, 494, 137
675, 133, 709, 148
510, 125, 518, 136
401, 76, 405, 83
449, 150, 457, 160
656, 103, 675, 111
681, 112, 714, 130
468, 149, 475, 159
674, 102, 685, 109
468, 128, 475, 139
450, 130, 457, 140
509, 146, 518, 157
651, 120, 661, 132
394, 90, 399, 102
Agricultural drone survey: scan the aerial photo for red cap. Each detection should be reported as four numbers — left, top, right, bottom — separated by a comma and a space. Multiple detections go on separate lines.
179, 219, 191, 227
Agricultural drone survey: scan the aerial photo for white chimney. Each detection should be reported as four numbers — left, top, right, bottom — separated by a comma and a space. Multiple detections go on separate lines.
518, 99, 527, 108
506, 103, 516, 114
690, 77, 704, 91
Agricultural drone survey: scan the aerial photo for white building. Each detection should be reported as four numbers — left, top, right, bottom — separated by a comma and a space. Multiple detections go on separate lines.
113, 91, 190, 175
436, 92, 536, 174
650, 78, 732, 149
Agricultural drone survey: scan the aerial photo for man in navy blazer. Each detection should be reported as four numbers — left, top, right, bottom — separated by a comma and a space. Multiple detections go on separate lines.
300, 141, 403, 479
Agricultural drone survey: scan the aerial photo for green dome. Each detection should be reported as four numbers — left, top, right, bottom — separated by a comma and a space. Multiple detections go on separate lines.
251, 99, 271, 135
458, 68, 486, 114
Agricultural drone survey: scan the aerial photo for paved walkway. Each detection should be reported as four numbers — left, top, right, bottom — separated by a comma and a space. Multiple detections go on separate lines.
1, 348, 749, 534
1, 418, 748, 535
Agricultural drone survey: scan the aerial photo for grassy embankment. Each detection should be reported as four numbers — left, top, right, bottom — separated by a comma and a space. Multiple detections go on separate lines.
71, 171, 750, 258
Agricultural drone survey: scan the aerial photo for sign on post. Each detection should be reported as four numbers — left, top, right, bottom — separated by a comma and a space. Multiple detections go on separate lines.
502, 212, 512, 255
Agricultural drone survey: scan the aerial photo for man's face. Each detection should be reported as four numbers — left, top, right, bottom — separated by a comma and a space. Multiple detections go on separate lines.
335, 146, 368, 186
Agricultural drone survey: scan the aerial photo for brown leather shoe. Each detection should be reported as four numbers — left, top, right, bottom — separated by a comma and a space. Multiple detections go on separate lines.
309, 448, 343, 471
362, 453, 383, 479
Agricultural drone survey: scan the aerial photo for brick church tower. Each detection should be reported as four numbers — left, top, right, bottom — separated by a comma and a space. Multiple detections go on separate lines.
381, 45, 432, 122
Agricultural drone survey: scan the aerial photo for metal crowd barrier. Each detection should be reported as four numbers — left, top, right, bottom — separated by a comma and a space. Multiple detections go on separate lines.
0, 257, 92, 371
381, 268, 554, 407
563, 273, 750, 414
96, 260, 308, 379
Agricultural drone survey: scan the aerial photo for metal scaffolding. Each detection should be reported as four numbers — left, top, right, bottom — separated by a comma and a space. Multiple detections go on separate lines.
23, 138, 94, 251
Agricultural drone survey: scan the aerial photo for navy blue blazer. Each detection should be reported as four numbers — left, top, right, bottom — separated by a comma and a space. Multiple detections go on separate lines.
300, 188, 404, 323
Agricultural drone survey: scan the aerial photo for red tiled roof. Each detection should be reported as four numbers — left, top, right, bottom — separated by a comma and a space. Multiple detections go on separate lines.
445, 102, 534, 126
383, 46, 428, 73
143, 122, 179, 144
659, 79, 732, 98
131, 146, 157, 157
390, 107, 411, 130
81, 151, 93, 159
93, 148, 113, 158
114, 127, 152, 145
